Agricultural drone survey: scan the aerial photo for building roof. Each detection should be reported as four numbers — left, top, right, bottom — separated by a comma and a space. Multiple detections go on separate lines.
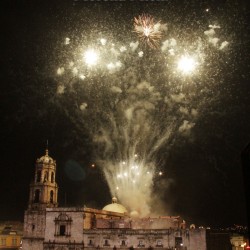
36, 149, 55, 164
102, 197, 128, 214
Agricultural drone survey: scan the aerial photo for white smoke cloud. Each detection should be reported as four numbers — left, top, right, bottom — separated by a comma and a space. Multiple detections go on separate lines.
110, 86, 122, 93
110, 47, 119, 56
171, 93, 185, 103
72, 67, 78, 75
57, 85, 65, 94
161, 38, 177, 52
130, 41, 139, 52
204, 29, 216, 36
80, 102, 88, 110
159, 23, 168, 31
209, 24, 221, 29
100, 38, 107, 46
209, 37, 220, 46
57, 67, 64, 75
179, 106, 189, 115
178, 120, 195, 133
79, 74, 86, 80
204, 25, 223, 47
168, 48, 175, 56
65, 37, 70, 45
120, 46, 127, 52
191, 108, 198, 117
138, 51, 143, 57
137, 81, 154, 92
219, 41, 229, 50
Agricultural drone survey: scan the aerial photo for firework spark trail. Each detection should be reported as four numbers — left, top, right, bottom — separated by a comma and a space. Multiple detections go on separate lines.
55, 20, 229, 216
134, 14, 163, 49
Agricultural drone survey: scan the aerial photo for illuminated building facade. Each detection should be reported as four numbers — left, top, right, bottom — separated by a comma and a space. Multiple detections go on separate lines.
22, 150, 207, 250
0, 222, 22, 250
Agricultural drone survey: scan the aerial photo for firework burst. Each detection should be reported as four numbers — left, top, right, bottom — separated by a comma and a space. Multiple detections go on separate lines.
134, 13, 162, 49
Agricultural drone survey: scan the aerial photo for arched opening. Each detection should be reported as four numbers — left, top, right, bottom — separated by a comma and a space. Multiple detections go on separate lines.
51, 172, 54, 183
50, 190, 54, 203
34, 189, 40, 203
36, 171, 41, 182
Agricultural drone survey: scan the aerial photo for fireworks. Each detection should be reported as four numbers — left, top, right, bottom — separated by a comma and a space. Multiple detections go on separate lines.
55, 16, 230, 216
83, 49, 99, 66
177, 55, 198, 74
134, 14, 163, 49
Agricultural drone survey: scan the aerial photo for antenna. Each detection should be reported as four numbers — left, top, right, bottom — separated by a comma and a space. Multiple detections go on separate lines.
45, 139, 49, 156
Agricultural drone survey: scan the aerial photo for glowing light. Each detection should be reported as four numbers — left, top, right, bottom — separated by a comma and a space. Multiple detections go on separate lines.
159, 171, 163, 176
83, 49, 99, 66
91, 164, 95, 168
177, 56, 197, 74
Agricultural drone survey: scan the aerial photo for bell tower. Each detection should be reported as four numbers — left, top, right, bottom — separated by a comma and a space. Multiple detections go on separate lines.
23, 149, 59, 250
28, 149, 58, 209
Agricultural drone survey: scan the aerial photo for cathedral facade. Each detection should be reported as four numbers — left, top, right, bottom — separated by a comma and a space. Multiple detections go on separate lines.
22, 150, 206, 250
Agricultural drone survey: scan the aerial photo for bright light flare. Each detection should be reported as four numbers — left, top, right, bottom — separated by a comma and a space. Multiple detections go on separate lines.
177, 56, 197, 74
83, 49, 99, 66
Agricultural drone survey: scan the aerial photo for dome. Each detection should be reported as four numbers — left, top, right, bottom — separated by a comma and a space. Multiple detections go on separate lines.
102, 197, 128, 214
36, 149, 55, 164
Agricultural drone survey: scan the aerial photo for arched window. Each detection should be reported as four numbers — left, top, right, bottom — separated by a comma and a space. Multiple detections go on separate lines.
51, 172, 54, 183
34, 189, 40, 203
36, 171, 41, 182
50, 190, 54, 203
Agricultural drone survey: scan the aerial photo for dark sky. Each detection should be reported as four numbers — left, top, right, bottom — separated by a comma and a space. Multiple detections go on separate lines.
1, 0, 250, 228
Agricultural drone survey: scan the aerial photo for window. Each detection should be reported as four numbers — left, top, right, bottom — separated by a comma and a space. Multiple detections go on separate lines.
54, 213, 72, 237
36, 170, 41, 182
32, 224, 35, 231
104, 240, 110, 246
156, 240, 163, 247
1, 238, 6, 246
51, 172, 54, 183
12, 238, 17, 246
88, 240, 93, 246
59, 225, 66, 236
175, 237, 183, 247
121, 240, 126, 246
34, 189, 40, 203
138, 240, 145, 247
50, 190, 54, 203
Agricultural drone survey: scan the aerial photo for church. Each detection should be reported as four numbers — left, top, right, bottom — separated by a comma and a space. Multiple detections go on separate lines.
22, 150, 206, 250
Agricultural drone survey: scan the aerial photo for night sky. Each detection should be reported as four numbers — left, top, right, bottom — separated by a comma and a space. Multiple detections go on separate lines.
1, 0, 250, 228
